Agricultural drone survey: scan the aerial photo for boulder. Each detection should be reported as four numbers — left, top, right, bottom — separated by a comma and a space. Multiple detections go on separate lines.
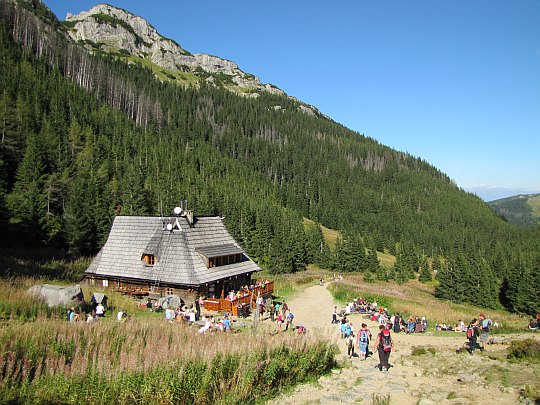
27, 284, 84, 307
158, 294, 183, 309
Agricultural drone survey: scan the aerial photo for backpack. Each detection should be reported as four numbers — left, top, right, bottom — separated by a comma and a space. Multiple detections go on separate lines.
360, 330, 369, 344
482, 319, 492, 332
466, 326, 475, 339
381, 330, 392, 352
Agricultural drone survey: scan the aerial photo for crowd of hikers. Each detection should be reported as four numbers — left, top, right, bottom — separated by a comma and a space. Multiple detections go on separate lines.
334, 299, 402, 372
331, 295, 507, 372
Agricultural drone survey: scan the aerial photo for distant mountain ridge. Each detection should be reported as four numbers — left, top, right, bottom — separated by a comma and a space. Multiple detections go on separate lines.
488, 193, 540, 227
62, 4, 322, 117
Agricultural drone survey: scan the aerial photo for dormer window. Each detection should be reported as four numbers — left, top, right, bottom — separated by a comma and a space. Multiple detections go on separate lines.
142, 254, 156, 266
196, 244, 244, 269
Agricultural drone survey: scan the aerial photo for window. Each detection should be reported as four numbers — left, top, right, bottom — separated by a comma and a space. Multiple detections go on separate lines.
102, 279, 109, 287
167, 287, 173, 295
142, 254, 156, 266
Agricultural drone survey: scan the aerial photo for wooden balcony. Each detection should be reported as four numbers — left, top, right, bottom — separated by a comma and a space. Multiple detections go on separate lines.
202, 280, 274, 315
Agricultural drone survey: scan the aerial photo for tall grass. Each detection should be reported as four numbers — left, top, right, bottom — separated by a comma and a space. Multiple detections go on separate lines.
0, 318, 337, 404
0, 279, 65, 321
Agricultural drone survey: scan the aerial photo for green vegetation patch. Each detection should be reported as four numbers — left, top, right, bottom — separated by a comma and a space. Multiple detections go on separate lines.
327, 282, 391, 309
507, 338, 540, 362
411, 346, 436, 356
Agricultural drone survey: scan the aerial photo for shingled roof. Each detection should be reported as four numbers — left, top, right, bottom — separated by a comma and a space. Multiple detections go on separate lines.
85, 215, 260, 287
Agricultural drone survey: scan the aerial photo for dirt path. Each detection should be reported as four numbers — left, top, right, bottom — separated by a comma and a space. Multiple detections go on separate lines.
266, 282, 524, 405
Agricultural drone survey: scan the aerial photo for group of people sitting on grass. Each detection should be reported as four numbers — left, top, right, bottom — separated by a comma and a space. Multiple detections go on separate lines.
164, 306, 197, 324
371, 311, 428, 334
334, 298, 429, 335
197, 313, 235, 334
528, 315, 540, 330
436, 317, 499, 333
66, 302, 107, 324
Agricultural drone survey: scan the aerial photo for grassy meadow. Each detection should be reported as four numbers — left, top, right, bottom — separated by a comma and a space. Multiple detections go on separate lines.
0, 278, 338, 404
327, 274, 530, 333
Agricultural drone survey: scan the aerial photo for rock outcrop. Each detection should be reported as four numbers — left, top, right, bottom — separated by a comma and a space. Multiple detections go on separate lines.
64, 4, 284, 96
27, 284, 85, 307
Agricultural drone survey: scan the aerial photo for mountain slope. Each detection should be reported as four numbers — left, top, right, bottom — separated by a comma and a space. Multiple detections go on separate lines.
61, 3, 321, 118
0, 0, 538, 314
488, 193, 540, 227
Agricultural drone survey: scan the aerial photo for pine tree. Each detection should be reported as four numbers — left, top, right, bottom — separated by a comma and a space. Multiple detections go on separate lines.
6, 132, 46, 232
418, 255, 432, 282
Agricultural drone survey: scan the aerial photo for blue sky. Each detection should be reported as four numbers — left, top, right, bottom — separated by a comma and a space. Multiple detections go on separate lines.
46, 1, 540, 201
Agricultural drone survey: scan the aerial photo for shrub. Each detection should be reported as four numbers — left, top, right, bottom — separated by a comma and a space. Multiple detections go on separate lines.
411, 346, 436, 356
507, 339, 540, 362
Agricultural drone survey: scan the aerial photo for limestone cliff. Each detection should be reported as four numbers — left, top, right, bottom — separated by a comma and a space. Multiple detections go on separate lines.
64, 4, 283, 95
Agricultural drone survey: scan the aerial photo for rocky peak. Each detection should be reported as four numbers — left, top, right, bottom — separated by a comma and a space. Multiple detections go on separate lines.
64, 4, 285, 96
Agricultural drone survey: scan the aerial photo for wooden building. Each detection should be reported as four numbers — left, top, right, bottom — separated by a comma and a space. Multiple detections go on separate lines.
83, 210, 264, 305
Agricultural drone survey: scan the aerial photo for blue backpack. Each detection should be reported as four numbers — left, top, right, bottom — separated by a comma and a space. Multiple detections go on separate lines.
359, 330, 369, 344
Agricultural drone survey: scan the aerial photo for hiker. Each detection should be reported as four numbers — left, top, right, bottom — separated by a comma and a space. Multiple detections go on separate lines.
357, 323, 372, 360
345, 321, 353, 338
466, 318, 480, 354
285, 311, 294, 331
222, 315, 231, 331
332, 305, 338, 324
69, 308, 79, 322
276, 312, 284, 332
270, 303, 276, 322
478, 313, 492, 351
67, 306, 75, 322
393, 313, 401, 333
528, 319, 537, 330
95, 302, 105, 317
374, 324, 394, 372
274, 301, 281, 318
339, 318, 347, 338
257, 296, 265, 321
407, 317, 416, 334
346, 331, 355, 358
281, 301, 289, 316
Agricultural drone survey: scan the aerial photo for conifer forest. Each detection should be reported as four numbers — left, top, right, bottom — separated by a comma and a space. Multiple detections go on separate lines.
0, 0, 538, 315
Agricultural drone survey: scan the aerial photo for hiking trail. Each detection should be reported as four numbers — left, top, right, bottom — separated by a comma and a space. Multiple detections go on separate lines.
266, 282, 522, 405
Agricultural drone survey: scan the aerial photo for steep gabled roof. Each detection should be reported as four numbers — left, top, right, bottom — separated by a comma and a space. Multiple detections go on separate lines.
85, 215, 260, 286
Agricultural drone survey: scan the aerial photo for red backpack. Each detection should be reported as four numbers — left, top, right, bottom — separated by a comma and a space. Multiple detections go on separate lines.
466, 326, 475, 339
381, 329, 392, 352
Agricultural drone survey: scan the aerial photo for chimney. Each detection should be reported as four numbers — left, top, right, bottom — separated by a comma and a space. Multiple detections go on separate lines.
186, 210, 194, 227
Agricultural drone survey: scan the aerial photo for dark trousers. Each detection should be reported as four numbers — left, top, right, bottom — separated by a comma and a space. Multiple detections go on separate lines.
378, 348, 391, 369
468, 337, 477, 353
332, 314, 337, 324
348, 344, 355, 357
